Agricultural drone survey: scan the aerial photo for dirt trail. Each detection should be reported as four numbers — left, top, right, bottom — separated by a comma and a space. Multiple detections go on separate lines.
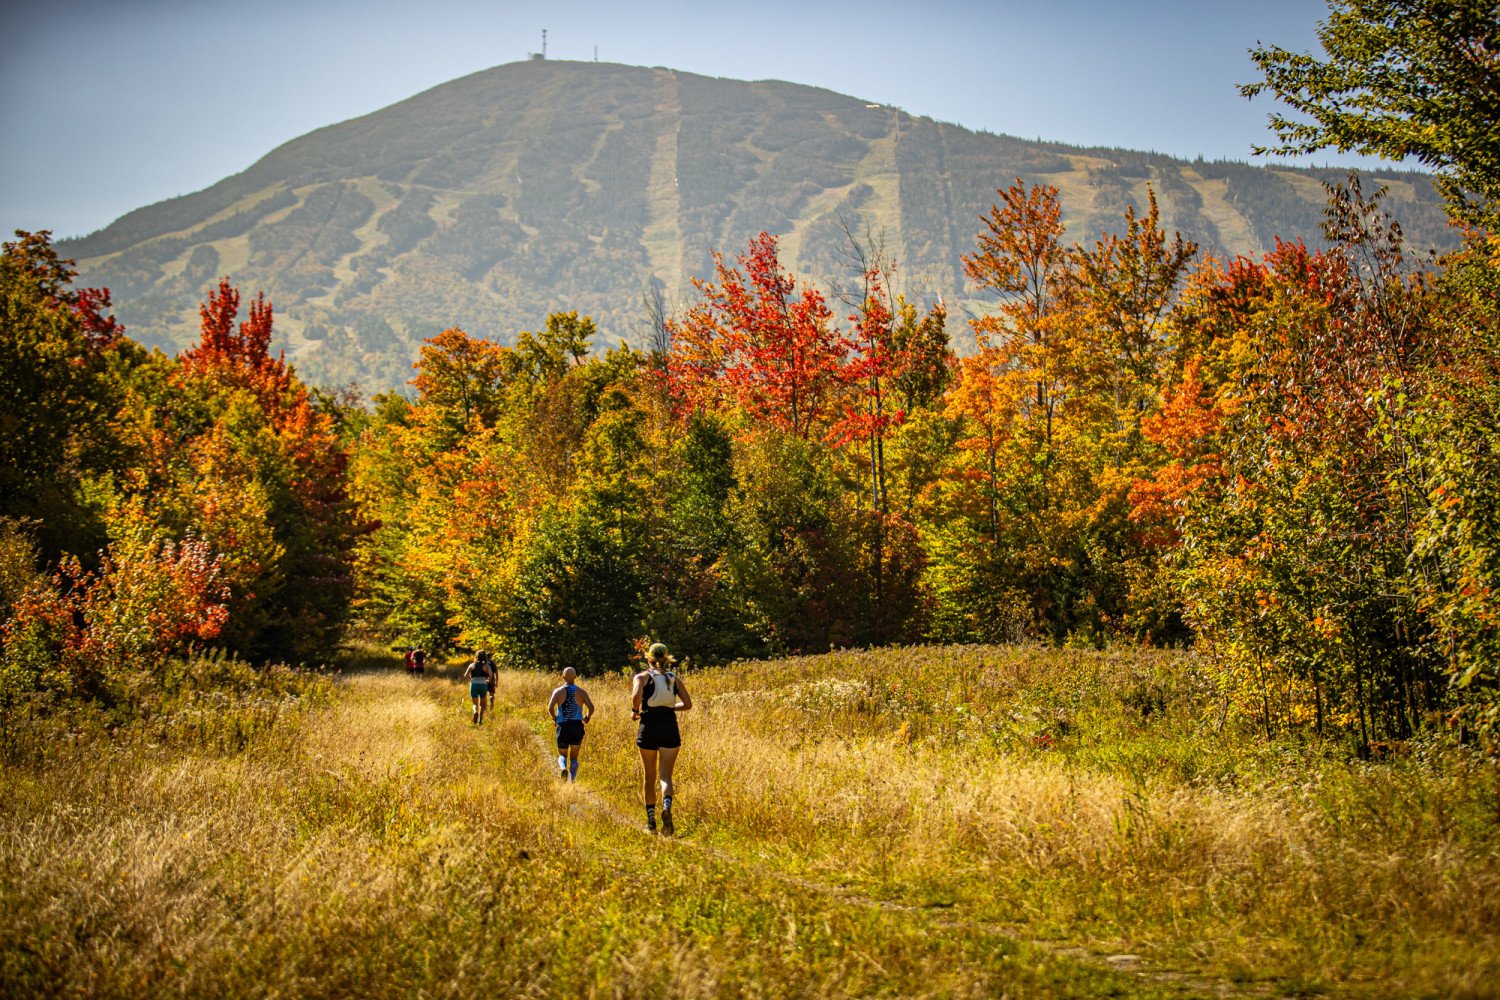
371, 672, 1271, 1000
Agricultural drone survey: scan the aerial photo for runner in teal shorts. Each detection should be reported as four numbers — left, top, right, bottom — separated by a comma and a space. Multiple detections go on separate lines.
463, 651, 495, 724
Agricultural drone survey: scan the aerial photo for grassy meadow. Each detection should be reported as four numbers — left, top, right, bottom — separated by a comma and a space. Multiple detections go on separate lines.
2, 644, 1497, 998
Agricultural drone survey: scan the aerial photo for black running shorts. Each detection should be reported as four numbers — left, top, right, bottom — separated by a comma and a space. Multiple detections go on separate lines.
555, 719, 585, 749
635, 708, 681, 750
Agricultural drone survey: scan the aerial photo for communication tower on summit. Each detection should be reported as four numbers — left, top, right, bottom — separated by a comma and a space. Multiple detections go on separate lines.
530, 29, 547, 61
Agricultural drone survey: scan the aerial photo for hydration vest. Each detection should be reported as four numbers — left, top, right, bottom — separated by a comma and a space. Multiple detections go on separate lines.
642, 669, 676, 709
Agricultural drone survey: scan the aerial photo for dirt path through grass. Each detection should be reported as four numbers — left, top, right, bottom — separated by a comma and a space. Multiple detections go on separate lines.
442, 670, 1265, 1000
323, 669, 1182, 997
8, 660, 1492, 998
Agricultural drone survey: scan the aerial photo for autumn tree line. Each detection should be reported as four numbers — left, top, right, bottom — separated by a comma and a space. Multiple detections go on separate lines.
2, 0, 1498, 748
1, 169, 1495, 750
1, 240, 359, 727
352, 173, 1500, 746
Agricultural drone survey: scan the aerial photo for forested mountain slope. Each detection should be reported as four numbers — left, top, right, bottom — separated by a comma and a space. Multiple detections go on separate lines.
61, 60, 1455, 391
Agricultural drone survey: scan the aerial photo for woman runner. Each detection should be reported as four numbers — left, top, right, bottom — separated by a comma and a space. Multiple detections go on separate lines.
630, 642, 691, 835
463, 651, 494, 724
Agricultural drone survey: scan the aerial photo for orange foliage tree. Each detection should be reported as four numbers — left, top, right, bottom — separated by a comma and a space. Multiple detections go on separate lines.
111, 277, 363, 661
667, 232, 857, 441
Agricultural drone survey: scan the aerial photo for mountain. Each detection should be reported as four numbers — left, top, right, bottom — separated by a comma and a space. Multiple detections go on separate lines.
60, 60, 1457, 392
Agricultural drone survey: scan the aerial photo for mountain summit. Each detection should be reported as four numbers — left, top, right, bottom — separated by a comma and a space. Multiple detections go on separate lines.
62, 60, 1452, 391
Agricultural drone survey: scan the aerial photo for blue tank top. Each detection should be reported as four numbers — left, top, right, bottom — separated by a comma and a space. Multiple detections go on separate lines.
557, 684, 583, 722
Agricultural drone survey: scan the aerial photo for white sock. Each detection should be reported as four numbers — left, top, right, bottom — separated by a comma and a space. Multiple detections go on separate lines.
558, 754, 567, 771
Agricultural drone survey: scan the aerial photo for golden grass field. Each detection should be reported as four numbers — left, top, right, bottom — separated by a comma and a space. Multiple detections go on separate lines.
3, 644, 1497, 998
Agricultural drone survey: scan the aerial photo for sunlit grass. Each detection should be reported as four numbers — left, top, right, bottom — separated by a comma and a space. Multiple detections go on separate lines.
510, 645, 1500, 997
2, 643, 1496, 998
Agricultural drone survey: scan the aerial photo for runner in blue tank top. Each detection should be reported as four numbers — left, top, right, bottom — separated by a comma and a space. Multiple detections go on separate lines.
547, 667, 595, 781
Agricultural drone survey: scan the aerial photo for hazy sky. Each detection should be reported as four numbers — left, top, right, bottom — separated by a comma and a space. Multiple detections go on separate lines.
1, 0, 1372, 240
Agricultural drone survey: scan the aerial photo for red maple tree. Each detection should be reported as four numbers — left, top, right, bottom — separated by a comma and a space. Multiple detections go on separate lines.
667, 232, 857, 440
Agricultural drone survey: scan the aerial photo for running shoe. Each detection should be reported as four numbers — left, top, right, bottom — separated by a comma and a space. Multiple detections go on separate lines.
660, 807, 674, 837
646, 815, 657, 833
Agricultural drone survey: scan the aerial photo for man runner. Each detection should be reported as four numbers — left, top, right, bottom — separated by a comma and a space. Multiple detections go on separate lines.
547, 667, 594, 782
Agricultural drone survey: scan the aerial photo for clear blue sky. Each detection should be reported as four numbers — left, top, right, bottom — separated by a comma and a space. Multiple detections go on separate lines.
1, 0, 1375, 241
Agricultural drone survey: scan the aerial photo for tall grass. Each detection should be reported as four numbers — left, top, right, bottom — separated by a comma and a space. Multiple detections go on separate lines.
2, 643, 1496, 998
519, 645, 1500, 997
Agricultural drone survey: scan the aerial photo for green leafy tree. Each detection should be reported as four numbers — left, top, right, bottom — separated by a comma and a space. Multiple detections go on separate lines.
0, 231, 131, 558
496, 364, 652, 673
507, 310, 595, 383
1243, 0, 1500, 228
645, 412, 762, 663
347, 392, 455, 650
725, 432, 862, 654
1413, 237, 1500, 740
499, 500, 645, 674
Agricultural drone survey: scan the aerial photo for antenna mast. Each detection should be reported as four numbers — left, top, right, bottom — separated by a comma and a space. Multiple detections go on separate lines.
542, 29, 547, 59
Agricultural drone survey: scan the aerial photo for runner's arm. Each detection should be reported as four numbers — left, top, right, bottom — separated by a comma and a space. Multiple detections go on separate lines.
630, 673, 644, 718
546, 687, 562, 720
579, 688, 595, 722
674, 678, 692, 712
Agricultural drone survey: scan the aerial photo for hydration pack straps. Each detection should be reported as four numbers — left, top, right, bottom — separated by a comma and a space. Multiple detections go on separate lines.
643, 669, 675, 709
